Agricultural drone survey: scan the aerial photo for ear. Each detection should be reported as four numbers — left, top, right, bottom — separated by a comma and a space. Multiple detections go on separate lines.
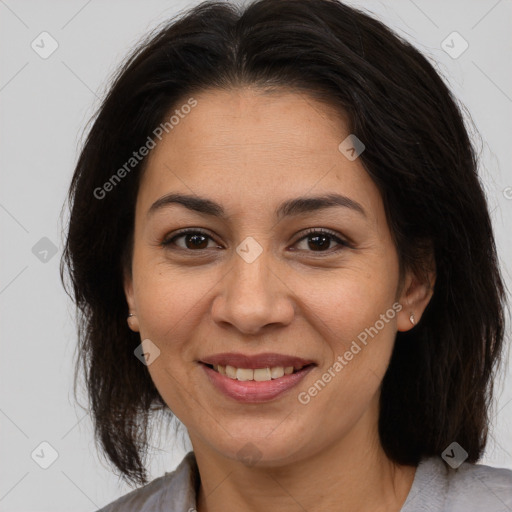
396, 264, 436, 332
124, 268, 140, 333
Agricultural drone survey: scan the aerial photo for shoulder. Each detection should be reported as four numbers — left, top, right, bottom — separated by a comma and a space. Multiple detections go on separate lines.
443, 458, 512, 511
402, 456, 512, 512
95, 451, 198, 512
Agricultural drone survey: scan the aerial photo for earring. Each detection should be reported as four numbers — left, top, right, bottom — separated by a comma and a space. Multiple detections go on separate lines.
409, 313, 415, 325
127, 313, 136, 327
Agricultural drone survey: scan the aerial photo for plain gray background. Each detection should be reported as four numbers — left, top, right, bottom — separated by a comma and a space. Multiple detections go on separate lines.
1, 0, 511, 510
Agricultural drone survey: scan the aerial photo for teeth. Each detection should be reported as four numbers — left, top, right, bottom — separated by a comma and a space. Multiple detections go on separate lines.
254, 368, 271, 381
225, 365, 237, 379
212, 364, 301, 381
270, 367, 284, 379
236, 368, 253, 381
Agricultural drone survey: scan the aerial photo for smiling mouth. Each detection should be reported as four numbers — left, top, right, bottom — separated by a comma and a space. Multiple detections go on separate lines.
203, 363, 313, 381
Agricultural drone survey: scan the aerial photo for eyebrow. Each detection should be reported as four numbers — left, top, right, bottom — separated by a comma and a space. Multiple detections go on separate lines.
147, 192, 366, 219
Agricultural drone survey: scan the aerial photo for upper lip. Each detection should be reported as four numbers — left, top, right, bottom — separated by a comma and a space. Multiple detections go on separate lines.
200, 352, 316, 370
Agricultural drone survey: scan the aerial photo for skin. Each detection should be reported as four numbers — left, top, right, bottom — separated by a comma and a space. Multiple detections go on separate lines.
124, 87, 435, 512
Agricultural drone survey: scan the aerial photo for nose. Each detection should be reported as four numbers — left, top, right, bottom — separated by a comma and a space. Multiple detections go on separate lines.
210, 247, 295, 335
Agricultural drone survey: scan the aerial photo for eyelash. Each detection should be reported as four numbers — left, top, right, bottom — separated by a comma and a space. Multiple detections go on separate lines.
161, 227, 351, 255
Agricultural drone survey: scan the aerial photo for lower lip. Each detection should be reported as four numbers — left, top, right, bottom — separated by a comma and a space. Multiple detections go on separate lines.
201, 363, 315, 403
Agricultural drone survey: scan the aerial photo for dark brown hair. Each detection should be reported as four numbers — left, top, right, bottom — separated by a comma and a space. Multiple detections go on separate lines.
61, 0, 507, 487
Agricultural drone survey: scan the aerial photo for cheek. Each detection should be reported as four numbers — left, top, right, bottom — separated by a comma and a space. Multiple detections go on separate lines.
298, 303, 398, 436
295, 260, 399, 342
131, 263, 214, 421
133, 254, 217, 340
294, 256, 400, 399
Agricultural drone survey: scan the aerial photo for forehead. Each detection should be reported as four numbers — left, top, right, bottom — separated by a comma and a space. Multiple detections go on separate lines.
139, 87, 381, 219
155, 87, 347, 159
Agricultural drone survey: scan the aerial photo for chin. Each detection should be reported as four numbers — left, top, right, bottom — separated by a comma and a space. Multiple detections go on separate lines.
201, 427, 310, 468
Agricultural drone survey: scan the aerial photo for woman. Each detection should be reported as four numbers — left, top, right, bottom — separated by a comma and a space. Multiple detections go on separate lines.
61, 0, 512, 510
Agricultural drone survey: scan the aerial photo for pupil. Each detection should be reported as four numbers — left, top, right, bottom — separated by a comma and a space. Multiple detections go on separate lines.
183, 234, 332, 251
187, 234, 208, 249
309, 235, 329, 251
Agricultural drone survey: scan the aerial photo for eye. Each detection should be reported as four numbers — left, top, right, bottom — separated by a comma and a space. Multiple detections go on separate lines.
162, 229, 221, 250
161, 228, 351, 254
292, 228, 350, 253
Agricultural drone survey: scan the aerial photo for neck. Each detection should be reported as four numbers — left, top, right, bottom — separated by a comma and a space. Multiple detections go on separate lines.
191, 403, 416, 512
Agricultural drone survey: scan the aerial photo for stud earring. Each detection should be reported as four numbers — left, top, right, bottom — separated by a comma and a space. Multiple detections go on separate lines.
409, 313, 416, 325
127, 313, 137, 327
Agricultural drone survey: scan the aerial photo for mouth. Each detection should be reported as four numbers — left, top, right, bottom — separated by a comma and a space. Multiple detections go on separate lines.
201, 362, 314, 381
198, 353, 317, 402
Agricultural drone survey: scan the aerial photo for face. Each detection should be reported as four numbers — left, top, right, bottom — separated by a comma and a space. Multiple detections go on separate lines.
125, 88, 431, 466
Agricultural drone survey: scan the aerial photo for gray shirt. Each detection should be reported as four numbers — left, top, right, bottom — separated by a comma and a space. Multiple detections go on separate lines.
96, 451, 512, 512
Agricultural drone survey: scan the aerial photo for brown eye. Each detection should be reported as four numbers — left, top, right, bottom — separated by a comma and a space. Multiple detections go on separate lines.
162, 230, 219, 250
182, 233, 209, 249
294, 229, 350, 253
305, 233, 331, 251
